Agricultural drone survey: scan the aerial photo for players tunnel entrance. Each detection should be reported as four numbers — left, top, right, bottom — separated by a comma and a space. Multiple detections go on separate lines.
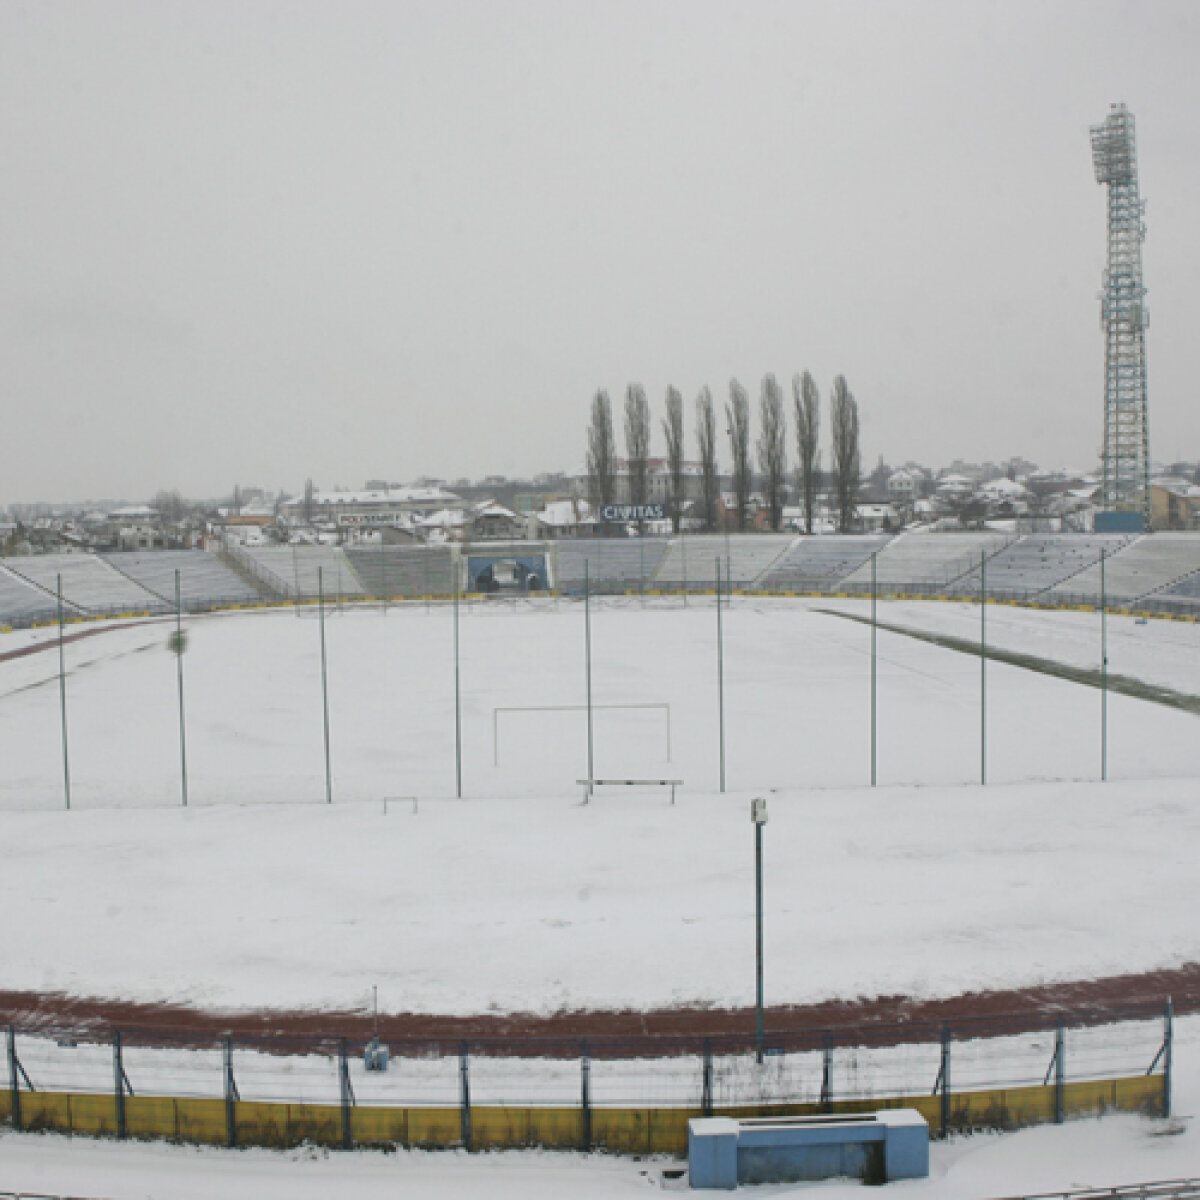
466, 555, 549, 594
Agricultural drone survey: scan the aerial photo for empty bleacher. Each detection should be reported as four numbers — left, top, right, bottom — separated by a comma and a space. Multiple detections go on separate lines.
344, 546, 455, 598
949, 534, 1136, 599
240, 545, 364, 600
758, 535, 892, 592
103, 550, 263, 609
1149, 559, 1200, 613
5, 552, 164, 615
554, 537, 671, 592
0, 562, 63, 625
1048, 532, 1200, 604
839, 531, 1010, 593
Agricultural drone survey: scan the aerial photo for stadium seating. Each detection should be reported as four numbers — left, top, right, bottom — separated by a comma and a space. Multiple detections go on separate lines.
840, 531, 1010, 593
758, 535, 892, 592
948, 534, 1135, 599
0, 563, 63, 623
1049, 532, 1200, 604
344, 546, 455, 597
102, 550, 263, 609
5, 552, 165, 615
240, 545, 365, 599
554, 537, 671, 591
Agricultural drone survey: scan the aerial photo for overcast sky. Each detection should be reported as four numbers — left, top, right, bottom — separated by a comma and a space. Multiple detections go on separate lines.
2, 0, 1198, 504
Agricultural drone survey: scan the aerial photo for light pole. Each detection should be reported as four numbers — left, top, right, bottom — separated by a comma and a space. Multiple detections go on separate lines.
751, 796, 768, 1063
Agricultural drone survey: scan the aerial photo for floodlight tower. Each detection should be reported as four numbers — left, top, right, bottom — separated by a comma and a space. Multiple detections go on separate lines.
1090, 103, 1151, 525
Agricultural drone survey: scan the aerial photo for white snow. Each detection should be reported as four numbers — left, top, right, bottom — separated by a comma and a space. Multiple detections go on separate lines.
1, 598, 1198, 1193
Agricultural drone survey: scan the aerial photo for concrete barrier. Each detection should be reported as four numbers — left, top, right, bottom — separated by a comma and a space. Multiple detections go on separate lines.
688, 1110, 929, 1189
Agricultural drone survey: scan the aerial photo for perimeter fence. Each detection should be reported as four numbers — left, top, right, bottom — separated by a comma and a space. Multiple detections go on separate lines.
2, 1002, 1174, 1156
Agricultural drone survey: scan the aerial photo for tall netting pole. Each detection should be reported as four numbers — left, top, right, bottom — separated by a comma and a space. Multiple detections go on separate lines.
871, 551, 878, 787
454, 569, 462, 799
584, 559, 593, 799
318, 567, 332, 804
1100, 549, 1108, 781
980, 551, 987, 786
716, 558, 726, 794
57, 574, 71, 811
175, 569, 189, 808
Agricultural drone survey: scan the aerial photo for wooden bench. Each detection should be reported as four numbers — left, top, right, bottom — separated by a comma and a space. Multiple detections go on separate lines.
576, 778, 682, 805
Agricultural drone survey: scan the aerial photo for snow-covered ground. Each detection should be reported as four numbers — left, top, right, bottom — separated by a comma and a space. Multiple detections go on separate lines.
0, 774, 1196, 1014
825, 594, 1200, 698
2, 598, 1199, 809
1, 1017, 1198, 1198
0, 602, 1198, 1013
2, 599, 1198, 1192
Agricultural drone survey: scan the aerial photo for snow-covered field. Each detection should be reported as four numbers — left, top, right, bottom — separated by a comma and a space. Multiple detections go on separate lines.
2, 599, 1199, 1194
0, 600, 1198, 1013
3, 597, 1199, 809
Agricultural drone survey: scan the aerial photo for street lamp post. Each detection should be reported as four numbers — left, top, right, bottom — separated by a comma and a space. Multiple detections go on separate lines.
751, 796, 768, 1063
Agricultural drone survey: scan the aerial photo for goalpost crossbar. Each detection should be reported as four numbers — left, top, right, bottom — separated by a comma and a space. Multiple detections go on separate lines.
493, 703, 671, 766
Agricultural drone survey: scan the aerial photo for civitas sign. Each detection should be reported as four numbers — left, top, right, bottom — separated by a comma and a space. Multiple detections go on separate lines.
600, 504, 666, 522
336, 511, 407, 527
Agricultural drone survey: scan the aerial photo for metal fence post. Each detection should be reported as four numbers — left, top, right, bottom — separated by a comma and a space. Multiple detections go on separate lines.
339, 1037, 353, 1149
980, 552, 987, 786
174, 570, 189, 808
940, 1023, 952, 1137
716, 558, 726, 793
1164, 996, 1174, 1118
580, 1039, 592, 1151
7, 1025, 21, 1131
57, 575, 71, 811
459, 1040, 472, 1150
113, 1031, 126, 1139
584, 562, 593, 801
821, 1033, 834, 1114
702, 1039, 714, 1117
1054, 1019, 1065, 1124
224, 1037, 238, 1148
870, 551, 878, 787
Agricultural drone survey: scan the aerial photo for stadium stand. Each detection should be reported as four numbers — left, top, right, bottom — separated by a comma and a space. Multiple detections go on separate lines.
1151, 566, 1200, 613
239, 545, 365, 599
554, 537, 671, 592
344, 546, 455, 597
948, 534, 1136, 599
102, 550, 264, 609
5, 552, 165, 614
0, 561, 65, 624
758, 535, 892, 592
840, 531, 1011, 592
1049, 532, 1200, 604
648, 535, 794, 589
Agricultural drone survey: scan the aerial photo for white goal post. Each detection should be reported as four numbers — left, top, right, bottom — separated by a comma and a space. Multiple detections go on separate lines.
492, 703, 671, 766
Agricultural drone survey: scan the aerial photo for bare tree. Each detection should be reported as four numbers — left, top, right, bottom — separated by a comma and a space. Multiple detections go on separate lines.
624, 383, 651, 506
830, 375, 861, 533
586, 390, 617, 510
757, 375, 787, 532
695, 386, 720, 532
726, 379, 752, 531
662, 386, 685, 532
303, 477, 314, 524
793, 371, 820, 534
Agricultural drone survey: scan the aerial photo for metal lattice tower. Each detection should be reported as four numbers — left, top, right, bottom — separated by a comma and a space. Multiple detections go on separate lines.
1090, 103, 1151, 523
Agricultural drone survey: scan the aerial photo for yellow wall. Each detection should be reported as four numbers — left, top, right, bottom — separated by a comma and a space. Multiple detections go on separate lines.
1, 1074, 1165, 1153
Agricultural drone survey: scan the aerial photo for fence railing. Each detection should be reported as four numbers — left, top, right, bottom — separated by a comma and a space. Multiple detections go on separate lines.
2, 1002, 1173, 1155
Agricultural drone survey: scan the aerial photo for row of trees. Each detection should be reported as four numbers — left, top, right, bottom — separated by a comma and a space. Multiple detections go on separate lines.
585, 375, 862, 533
